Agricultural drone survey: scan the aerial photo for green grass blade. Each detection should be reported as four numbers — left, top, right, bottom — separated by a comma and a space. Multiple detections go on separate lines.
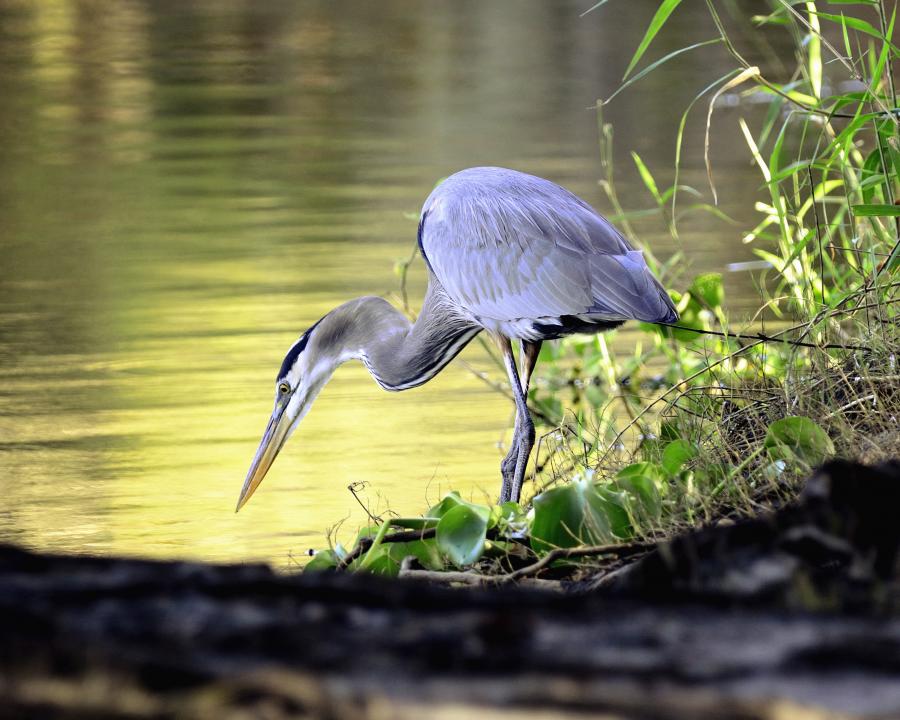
813, 10, 900, 53
606, 38, 721, 104
807, 3, 822, 97
623, 0, 683, 81
632, 152, 662, 204
852, 203, 900, 216
579, 0, 615, 17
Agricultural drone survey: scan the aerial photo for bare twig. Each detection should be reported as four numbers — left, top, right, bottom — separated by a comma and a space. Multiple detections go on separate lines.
658, 321, 868, 351
495, 540, 657, 584
347, 482, 382, 525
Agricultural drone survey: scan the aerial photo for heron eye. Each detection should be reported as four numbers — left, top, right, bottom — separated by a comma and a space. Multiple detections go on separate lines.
278, 382, 290, 395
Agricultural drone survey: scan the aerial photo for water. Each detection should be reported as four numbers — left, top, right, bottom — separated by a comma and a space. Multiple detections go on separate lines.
0, 1, 778, 565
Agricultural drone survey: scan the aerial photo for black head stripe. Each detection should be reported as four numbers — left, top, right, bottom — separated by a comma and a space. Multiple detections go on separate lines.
277, 319, 321, 381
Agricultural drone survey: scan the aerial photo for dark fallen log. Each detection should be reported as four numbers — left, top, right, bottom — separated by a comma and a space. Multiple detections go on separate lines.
598, 459, 900, 613
1, 460, 899, 719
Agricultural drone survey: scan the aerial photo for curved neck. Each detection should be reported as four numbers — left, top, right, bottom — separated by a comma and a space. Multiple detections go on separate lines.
322, 281, 480, 391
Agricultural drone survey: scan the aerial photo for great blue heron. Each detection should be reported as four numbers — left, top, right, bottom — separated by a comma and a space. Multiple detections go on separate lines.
237, 166, 677, 510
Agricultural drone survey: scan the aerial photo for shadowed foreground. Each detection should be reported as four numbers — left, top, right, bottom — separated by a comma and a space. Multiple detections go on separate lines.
2, 461, 899, 720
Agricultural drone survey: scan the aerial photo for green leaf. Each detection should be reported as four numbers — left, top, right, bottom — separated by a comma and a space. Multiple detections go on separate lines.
812, 11, 900, 50
613, 463, 664, 520
623, 0, 683, 80
356, 548, 400, 576
435, 504, 489, 566
661, 439, 699, 475
852, 204, 900, 217
689, 273, 724, 309
303, 549, 339, 572
389, 517, 439, 530
594, 486, 633, 538
386, 538, 445, 571
764, 416, 835, 468
496, 501, 527, 528
426, 491, 472, 519
632, 151, 662, 204
605, 38, 721, 105
530, 478, 616, 553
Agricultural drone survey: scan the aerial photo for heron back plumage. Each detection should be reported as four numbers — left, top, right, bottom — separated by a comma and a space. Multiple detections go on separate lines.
419, 167, 677, 340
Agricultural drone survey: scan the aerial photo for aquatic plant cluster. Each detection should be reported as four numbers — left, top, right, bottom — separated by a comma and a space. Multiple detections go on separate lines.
309, 0, 899, 578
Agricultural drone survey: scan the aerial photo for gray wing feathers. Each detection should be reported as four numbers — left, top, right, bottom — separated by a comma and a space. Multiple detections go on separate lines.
421, 167, 676, 325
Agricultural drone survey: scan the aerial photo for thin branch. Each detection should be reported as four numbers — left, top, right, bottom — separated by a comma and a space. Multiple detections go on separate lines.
495, 540, 656, 584
656, 322, 867, 351
347, 482, 383, 525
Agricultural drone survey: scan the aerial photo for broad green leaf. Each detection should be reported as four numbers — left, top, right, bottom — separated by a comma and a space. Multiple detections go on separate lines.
304, 549, 339, 572
613, 462, 664, 519
661, 439, 699, 475
426, 491, 490, 521
853, 204, 900, 217
386, 538, 445, 571
436, 504, 489, 566
764, 416, 835, 467
426, 491, 466, 519
689, 273, 724, 309
496, 501, 528, 528
355, 547, 400, 576
595, 486, 633, 538
531, 478, 617, 553
623, 0, 683, 80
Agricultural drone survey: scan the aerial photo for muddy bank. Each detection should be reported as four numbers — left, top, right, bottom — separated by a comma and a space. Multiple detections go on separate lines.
1, 460, 899, 719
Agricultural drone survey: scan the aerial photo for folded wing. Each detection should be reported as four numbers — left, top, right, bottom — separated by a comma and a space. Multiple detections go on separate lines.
419, 167, 677, 326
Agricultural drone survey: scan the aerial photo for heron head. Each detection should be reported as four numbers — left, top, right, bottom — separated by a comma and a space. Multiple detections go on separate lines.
236, 321, 334, 511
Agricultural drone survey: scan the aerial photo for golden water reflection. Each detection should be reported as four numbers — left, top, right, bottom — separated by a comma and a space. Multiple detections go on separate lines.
0, 0, 778, 565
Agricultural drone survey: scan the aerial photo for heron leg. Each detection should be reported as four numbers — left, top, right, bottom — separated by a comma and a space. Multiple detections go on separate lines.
499, 338, 541, 504
500, 341, 541, 491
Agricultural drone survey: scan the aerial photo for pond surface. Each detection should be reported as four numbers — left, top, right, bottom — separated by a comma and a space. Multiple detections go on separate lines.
0, 0, 781, 565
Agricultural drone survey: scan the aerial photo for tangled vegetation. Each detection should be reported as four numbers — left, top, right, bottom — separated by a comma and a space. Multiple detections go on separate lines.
307, 0, 899, 580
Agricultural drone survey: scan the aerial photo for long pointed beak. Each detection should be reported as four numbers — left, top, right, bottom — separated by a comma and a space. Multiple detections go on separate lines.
236, 403, 294, 512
